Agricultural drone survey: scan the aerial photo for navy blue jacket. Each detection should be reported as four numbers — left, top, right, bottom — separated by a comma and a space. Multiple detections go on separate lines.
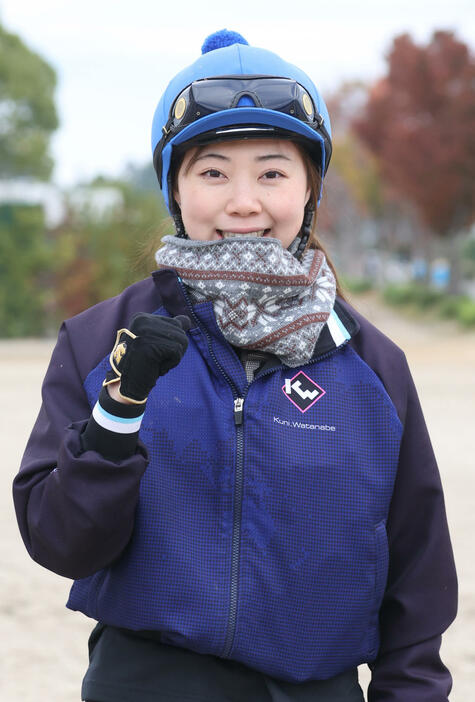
13, 269, 457, 699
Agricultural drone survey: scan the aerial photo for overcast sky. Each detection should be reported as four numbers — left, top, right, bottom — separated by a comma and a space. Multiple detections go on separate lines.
1, 0, 474, 188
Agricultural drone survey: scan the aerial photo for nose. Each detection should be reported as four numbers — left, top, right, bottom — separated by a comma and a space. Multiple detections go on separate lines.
224, 177, 262, 216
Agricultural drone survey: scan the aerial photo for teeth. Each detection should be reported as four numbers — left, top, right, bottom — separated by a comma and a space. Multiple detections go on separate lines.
220, 230, 267, 238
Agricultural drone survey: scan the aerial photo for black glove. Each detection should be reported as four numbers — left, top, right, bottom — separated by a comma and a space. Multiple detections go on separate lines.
104, 313, 191, 403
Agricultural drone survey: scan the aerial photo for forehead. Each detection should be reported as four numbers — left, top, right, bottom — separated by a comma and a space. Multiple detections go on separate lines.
180, 137, 304, 166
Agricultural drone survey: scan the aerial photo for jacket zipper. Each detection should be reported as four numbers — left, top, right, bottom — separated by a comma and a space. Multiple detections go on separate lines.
223, 344, 351, 656
177, 280, 244, 658
176, 279, 349, 658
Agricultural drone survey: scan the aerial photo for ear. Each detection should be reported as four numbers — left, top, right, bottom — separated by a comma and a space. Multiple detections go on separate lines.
174, 188, 181, 207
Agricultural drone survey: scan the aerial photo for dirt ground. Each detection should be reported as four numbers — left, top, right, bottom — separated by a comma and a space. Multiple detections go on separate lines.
1, 293, 474, 701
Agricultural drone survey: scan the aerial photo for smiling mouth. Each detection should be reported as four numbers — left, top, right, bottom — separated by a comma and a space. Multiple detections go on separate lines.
217, 229, 270, 239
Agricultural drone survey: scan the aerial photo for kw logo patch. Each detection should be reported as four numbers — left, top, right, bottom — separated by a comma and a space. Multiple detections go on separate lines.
282, 371, 325, 413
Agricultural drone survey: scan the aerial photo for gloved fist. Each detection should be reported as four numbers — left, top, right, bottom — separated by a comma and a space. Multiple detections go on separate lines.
104, 313, 191, 403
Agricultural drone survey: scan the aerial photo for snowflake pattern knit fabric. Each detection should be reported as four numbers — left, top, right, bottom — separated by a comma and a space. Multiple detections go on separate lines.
155, 235, 336, 367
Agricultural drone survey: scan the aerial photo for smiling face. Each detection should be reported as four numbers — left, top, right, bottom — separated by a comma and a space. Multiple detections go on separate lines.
173, 139, 311, 248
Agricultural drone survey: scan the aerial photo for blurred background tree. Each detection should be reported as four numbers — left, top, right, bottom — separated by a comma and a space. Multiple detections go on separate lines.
0, 22, 59, 336
352, 31, 475, 293
319, 80, 422, 285
0, 23, 58, 179
51, 176, 169, 320
0, 23, 169, 336
0, 203, 49, 335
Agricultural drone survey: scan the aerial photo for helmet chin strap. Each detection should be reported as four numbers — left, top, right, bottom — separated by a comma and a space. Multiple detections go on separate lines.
172, 207, 314, 261
173, 212, 187, 239
287, 206, 313, 260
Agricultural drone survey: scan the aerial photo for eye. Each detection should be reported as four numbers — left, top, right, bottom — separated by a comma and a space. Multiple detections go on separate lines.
262, 170, 284, 180
201, 168, 223, 178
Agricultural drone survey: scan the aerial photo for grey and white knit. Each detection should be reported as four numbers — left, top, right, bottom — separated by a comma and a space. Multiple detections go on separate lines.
155, 235, 336, 367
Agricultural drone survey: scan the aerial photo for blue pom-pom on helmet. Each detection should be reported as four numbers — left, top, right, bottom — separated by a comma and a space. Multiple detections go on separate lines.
201, 29, 249, 53
151, 30, 332, 214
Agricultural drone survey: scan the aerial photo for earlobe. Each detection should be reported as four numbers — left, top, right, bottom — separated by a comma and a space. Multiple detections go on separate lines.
174, 189, 181, 207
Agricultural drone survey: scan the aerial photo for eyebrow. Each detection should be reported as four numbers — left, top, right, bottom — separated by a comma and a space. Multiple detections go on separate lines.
194, 152, 292, 163
194, 153, 229, 162
256, 154, 292, 162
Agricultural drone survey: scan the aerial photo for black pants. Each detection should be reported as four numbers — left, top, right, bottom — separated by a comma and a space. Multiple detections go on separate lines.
82, 623, 365, 702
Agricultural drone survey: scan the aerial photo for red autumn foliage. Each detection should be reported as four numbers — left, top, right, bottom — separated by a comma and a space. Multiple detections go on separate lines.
353, 31, 475, 237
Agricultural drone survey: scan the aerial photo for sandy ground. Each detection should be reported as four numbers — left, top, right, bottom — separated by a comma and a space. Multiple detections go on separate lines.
1, 293, 474, 701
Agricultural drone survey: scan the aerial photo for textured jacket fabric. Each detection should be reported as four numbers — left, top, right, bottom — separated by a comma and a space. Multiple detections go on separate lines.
13, 269, 457, 700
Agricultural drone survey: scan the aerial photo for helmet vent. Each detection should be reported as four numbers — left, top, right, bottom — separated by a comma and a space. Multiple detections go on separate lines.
236, 95, 257, 108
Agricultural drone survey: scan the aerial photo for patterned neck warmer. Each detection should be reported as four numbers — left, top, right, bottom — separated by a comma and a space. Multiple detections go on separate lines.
155, 235, 336, 367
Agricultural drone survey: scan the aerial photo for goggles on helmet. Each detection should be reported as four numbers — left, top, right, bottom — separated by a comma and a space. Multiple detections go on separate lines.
153, 75, 332, 189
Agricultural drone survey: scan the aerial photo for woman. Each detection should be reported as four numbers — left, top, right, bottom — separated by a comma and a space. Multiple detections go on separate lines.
13, 30, 457, 702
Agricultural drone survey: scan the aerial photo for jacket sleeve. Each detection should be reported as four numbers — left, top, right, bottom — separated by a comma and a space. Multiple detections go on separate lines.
12, 322, 149, 580
368, 357, 457, 701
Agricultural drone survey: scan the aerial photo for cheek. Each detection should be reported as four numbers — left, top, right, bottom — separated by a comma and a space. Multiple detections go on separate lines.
178, 187, 221, 240
271, 192, 306, 225
180, 189, 213, 222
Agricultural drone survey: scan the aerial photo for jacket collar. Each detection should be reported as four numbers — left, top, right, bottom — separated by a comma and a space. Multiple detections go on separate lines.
314, 298, 359, 358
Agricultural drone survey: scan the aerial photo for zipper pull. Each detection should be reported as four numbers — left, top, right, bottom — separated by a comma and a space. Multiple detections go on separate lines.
234, 398, 244, 425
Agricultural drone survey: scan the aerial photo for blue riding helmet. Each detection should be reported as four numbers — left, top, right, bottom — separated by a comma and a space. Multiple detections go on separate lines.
151, 30, 332, 214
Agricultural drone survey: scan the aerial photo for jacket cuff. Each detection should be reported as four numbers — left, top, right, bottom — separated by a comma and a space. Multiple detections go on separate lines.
80, 386, 146, 461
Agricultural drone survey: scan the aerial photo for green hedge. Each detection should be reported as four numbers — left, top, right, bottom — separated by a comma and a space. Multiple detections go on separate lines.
382, 283, 475, 329
341, 277, 374, 294
0, 203, 50, 337
456, 298, 475, 327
